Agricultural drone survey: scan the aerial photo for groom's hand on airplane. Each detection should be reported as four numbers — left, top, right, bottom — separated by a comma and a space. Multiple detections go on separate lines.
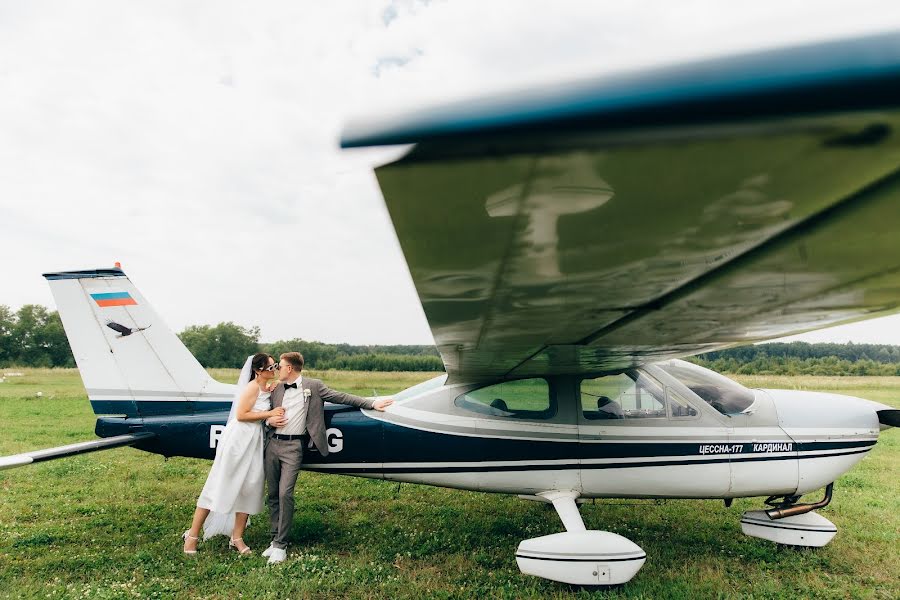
372, 398, 394, 411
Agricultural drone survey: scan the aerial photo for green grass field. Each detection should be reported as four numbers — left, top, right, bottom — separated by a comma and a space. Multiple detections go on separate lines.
0, 369, 897, 599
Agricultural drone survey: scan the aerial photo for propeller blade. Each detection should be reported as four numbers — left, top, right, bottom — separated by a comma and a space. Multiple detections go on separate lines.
877, 409, 900, 428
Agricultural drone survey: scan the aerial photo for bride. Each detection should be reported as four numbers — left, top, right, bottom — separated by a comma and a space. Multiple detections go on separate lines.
182, 353, 284, 554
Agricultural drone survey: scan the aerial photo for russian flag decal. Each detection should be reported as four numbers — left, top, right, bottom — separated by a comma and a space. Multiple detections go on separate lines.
90, 292, 137, 307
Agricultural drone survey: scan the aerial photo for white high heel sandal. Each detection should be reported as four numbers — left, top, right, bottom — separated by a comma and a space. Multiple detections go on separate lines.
229, 537, 252, 555
182, 530, 200, 555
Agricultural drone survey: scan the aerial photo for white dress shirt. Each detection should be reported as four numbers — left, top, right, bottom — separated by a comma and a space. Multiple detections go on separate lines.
276, 376, 309, 436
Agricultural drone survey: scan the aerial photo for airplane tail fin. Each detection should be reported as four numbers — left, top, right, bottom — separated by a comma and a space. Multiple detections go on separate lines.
44, 267, 235, 416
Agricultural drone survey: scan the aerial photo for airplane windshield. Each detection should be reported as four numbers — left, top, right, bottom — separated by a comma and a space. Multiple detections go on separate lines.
656, 360, 754, 415
394, 374, 448, 402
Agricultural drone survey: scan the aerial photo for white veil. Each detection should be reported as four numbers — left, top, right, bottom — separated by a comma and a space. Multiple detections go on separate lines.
228, 355, 255, 424
202, 355, 255, 540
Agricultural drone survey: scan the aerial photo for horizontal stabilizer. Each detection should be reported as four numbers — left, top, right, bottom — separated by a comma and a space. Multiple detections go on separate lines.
0, 432, 155, 471
877, 409, 900, 428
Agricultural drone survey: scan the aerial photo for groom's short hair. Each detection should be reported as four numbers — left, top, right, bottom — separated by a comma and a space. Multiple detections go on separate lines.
281, 352, 304, 371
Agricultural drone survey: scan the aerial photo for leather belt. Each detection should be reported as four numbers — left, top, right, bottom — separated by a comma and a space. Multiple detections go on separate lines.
273, 433, 308, 441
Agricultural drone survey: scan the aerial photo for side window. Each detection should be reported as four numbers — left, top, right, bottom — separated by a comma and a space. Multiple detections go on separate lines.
455, 378, 553, 420
581, 371, 667, 420
667, 388, 699, 418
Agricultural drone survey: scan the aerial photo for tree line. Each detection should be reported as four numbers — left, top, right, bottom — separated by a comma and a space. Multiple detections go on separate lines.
179, 322, 443, 371
4, 303, 900, 375
0, 307, 442, 371
690, 342, 900, 376
0, 305, 74, 368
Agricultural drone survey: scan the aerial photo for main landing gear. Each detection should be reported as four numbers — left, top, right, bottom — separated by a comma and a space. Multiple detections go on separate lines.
740, 483, 837, 547
515, 491, 646, 586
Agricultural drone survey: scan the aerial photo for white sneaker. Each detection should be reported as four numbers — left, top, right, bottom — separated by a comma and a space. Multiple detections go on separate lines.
267, 547, 287, 565
261, 543, 275, 558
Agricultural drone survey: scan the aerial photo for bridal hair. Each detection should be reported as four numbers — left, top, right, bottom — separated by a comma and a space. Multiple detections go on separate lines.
280, 352, 304, 371
249, 352, 273, 380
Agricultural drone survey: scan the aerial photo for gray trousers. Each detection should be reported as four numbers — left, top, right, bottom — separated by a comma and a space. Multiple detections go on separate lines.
264, 437, 304, 549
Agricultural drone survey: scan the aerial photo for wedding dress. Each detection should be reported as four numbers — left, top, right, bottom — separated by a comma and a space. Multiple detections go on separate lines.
197, 360, 269, 539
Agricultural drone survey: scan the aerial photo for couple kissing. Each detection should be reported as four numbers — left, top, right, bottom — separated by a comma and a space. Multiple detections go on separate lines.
182, 351, 393, 563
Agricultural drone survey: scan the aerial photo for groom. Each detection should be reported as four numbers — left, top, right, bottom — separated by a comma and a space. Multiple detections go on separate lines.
261, 351, 393, 564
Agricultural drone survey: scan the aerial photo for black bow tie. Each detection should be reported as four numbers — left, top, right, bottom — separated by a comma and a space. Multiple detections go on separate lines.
284, 383, 298, 390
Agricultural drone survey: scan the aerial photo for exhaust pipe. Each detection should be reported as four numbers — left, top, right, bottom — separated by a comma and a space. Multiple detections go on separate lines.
765, 483, 833, 519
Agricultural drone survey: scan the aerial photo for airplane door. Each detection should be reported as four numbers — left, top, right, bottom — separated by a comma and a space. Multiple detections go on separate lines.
578, 370, 732, 498
458, 377, 580, 495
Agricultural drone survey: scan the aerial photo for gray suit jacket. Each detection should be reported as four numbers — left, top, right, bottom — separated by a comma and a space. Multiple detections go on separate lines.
268, 377, 374, 457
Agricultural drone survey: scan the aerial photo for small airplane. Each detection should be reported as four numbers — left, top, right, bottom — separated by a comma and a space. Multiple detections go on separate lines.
4, 32, 900, 586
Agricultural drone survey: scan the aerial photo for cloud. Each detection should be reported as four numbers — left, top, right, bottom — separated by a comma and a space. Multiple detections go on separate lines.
1, 1, 899, 346
372, 49, 423, 78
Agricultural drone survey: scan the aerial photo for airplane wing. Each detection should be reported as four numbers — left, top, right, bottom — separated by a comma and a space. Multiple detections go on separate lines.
343, 32, 900, 383
0, 432, 155, 471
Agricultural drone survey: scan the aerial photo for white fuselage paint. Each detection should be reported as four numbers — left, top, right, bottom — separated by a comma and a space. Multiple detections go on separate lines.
302, 387, 883, 500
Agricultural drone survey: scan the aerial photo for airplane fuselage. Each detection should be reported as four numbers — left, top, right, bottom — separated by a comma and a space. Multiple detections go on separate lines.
95, 365, 883, 501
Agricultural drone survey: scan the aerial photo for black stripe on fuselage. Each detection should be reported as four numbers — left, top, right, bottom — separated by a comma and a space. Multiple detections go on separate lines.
307, 447, 873, 474
94, 400, 877, 469
375, 419, 875, 464
90, 399, 232, 417
90, 399, 360, 417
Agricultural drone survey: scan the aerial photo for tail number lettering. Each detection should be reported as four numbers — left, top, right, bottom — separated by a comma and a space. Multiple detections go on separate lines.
209, 425, 343, 452
327, 428, 343, 453
210, 425, 226, 449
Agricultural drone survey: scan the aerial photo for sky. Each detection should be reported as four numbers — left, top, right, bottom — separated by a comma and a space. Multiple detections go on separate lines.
2, 1, 900, 345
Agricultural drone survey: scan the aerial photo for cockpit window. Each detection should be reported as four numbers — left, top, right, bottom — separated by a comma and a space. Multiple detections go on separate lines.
656, 360, 754, 415
455, 378, 554, 420
581, 370, 667, 420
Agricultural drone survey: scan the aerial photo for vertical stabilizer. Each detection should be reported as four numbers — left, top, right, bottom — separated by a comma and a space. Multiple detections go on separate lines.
44, 267, 234, 416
